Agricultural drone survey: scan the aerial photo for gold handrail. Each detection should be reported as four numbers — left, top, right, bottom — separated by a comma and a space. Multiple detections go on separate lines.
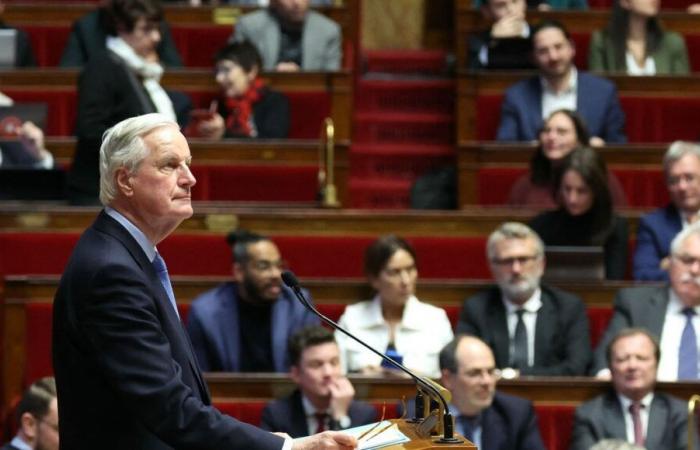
688, 394, 700, 450
318, 117, 340, 208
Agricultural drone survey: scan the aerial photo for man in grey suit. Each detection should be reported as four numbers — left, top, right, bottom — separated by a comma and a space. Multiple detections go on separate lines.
570, 328, 692, 450
592, 221, 700, 380
230, 0, 341, 71
456, 222, 591, 377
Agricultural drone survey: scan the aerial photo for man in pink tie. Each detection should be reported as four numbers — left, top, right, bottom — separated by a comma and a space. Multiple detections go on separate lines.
570, 328, 693, 450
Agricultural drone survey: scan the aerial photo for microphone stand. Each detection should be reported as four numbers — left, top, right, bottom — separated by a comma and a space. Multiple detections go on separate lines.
281, 271, 462, 444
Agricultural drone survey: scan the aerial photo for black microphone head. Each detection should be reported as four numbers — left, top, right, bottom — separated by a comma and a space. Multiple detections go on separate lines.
281, 270, 300, 289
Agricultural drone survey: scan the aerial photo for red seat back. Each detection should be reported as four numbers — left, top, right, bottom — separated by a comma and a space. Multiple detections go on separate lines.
535, 404, 575, 450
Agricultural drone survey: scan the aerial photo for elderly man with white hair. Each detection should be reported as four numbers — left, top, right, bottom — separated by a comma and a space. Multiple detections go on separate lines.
593, 221, 700, 380
52, 113, 356, 450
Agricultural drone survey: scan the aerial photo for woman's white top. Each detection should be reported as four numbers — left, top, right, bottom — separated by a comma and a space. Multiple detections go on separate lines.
626, 51, 656, 75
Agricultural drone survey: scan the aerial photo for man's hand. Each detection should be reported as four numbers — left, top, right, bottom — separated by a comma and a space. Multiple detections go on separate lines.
276, 61, 301, 72
292, 431, 357, 449
491, 15, 527, 38
328, 377, 354, 421
18, 121, 51, 162
196, 113, 225, 139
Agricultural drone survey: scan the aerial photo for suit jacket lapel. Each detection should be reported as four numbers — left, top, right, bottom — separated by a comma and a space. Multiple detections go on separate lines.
264, 11, 281, 70
646, 395, 668, 448
602, 391, 628, 440
291, 390, 311, 437
220, 287, 241, 371
529, 78, 544, 136
480, 406, 505, 450
488, 293, 511, 368
271, 297, 290, 372
647, 288, 670, 337
533, 293, 555, 367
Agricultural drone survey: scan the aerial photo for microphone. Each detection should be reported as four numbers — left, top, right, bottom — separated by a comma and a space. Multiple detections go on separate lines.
281, 270, 462, 443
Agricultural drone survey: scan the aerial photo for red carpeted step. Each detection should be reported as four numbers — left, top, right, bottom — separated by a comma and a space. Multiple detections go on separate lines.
364, 49, 449, 74
353, 111, 453, 145
348, 178, 413, 209
350, 143, 455, 178
355, 79, 454, 114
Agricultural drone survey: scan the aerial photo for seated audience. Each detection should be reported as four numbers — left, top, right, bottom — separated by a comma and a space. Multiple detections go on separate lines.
191, 41, 289, 139
59, 0, 182, 67
634, 141, 700, 281
66, 0, 191, 205
588, 0, 689, 75
468, 0, 535, 70
187, 230, 319, 372
571, 328, 692, 450
260, 326, 376, 437
435, 335, 546, 450
230, 0, 341, 71
1, 377, 58, 450
529, 147, 629, 279
497, 20, 626, 143
336, 235, 453, 378
0, 1, 36, 67
508, 109, 627, 207
457, 222, 591, 376
593, 222, 700, 380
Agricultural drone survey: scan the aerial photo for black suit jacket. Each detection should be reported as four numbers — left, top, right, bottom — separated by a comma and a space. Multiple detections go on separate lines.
570, 390, 692, 450
0, 442, 22, 450
456, 285, 592, 375
52, 211, 284, 449
260, 389, 376, 438
66, 50, 191, 204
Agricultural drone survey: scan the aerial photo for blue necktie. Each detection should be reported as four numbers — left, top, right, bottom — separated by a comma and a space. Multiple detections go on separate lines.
458, 415, 480, 442
152, 253, 180, 319
678, 307, 698, 380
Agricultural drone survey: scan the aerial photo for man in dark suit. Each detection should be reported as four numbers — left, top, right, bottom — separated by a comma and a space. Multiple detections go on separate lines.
457, 222, 591, 376
1, 377, 58, 450
496, 20, 626, 144
593, 222, 700, 381
187, 230, 319, 372
438, 335, 545, 450
52, 113, 355, 450
571, 328, 693, 450
261, 326, 376, 437
633, 141, 700, 281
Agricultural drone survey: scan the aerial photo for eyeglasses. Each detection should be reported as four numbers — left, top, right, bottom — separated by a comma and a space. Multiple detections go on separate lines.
668, 173, 698, 187
490, 255, 540, 267
460, 368, 502, 380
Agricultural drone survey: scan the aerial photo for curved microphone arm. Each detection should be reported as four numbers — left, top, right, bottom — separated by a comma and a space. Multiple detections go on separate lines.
281, 270, 461, 442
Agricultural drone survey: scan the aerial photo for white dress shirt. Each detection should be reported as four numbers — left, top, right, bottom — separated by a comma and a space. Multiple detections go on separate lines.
502, 289, 543, 367
541, 67, 578, 120
657, 289, 700, 381
618, 392, 653, 444
626, 52, 656, 76
336, 295, 454, 378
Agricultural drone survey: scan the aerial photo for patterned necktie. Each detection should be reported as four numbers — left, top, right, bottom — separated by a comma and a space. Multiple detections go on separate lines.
678, 307, 698, 379
314, 412, 328, 434
511, 309, 528, 369
629, 401, 645, 446
152, 253, 180, 319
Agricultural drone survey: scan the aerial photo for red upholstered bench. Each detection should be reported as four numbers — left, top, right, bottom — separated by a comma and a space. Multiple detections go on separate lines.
535, 404, 575, 450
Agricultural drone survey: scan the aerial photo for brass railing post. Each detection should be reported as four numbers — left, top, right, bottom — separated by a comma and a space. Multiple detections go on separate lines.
319, 117, 340, 208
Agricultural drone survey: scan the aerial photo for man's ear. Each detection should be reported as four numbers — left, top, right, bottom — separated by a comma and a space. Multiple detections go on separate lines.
115, 167, 134, 197
440, 369, 454, 390
19, 412, 37, 439
233, 262, 244, 282
290, 365, 301, 384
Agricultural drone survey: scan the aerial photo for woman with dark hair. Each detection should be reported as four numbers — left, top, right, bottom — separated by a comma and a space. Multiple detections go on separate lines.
529, 147, 629, 279
508, 109, 627, 207
588, 0, 689, 74
67, 0, 191, 205
193, 41, 289, 139
335, 235, 453, 378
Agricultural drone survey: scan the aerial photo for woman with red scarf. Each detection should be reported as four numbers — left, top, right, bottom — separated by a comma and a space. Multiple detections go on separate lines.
196, 41, 290, 139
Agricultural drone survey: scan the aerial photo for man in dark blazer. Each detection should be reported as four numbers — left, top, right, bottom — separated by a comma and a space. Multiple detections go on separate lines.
1, 377, 58, 450
437, 335, 545, 450
496, 20, 626, 144
593, 222, 700, 381
457, 222, 591, 376
261, 326, 376, 437
52, 113, 355, 450
571, 328, 693, 450
186, 230, 319, 372
633, 141, 700, 281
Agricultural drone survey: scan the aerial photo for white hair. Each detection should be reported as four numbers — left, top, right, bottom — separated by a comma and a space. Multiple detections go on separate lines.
663, 140, 700, 179
670, 221, 700, 256
486, 222, 544, 261
99, 113, 178, 206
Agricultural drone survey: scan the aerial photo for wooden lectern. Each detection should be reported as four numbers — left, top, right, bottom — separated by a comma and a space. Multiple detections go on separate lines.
382, 418, 477, 449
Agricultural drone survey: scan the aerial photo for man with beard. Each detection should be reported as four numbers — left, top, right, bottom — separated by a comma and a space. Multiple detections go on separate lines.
229, 0, 341, 71
261, 326, 376, 437
1, 377, 58, 450
456, 222, 591, 377
593, 222, 700, 380
496, 20, 626, 144
436, 335, 545, 450
187, 230, 319, 372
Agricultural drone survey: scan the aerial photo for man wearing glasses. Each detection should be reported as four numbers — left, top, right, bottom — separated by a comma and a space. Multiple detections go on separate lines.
439, 335, 546, 450
1, 377, 58, 450
593, 221, 700, 381
187, 229, 319, 372
456, 222, 591, 377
